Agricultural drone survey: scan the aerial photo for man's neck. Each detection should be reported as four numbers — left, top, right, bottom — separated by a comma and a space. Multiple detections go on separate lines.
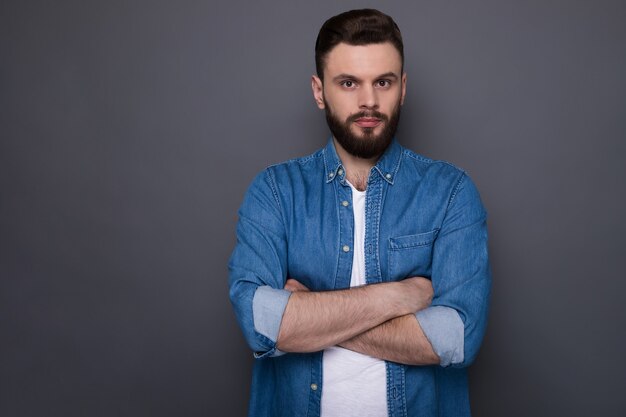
333, 138, 380, 192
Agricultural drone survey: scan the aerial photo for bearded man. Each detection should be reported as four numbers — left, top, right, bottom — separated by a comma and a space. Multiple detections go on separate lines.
229, 9, 491, 417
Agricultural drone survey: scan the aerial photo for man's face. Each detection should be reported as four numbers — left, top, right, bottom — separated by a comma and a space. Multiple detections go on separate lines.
312, 42, 406, 159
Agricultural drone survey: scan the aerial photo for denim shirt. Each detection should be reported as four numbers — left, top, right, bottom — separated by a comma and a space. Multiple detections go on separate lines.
229, 139, 491, 417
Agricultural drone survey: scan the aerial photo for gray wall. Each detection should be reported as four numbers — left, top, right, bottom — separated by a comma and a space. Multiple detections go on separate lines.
2, 1, 625, 416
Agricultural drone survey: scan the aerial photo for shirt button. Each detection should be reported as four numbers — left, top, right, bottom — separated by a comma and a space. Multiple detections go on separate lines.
385, 173, 392, 179
329, 172, 334, 178
338, 169, 344, 176
342, 245, 350, 252
310, 383, 318, 391
341, 200, 349, 207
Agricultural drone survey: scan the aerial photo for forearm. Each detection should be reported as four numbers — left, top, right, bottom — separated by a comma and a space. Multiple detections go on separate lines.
339, 314, 440, 365
276, 281, 421, 353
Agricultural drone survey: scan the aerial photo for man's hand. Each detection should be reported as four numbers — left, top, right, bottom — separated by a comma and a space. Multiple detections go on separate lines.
284, 278, 310, 292
398, 276, 433, 313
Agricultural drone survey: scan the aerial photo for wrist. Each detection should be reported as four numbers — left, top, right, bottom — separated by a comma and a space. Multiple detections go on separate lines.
381, 281, 417, 317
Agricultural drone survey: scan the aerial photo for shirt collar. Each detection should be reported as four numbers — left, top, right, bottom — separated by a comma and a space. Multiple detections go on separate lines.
323, 137, 403, 185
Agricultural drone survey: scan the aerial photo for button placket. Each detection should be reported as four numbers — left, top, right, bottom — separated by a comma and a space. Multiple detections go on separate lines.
333, 179, 354, 290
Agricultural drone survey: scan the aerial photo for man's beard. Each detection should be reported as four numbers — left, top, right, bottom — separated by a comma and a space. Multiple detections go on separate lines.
324, 99, 401, 159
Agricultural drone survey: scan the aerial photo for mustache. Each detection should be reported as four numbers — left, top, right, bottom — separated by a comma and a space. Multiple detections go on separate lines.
347, 111, 388, 123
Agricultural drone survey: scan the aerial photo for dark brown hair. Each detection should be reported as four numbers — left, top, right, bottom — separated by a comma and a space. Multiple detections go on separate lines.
314, 9, 404, 80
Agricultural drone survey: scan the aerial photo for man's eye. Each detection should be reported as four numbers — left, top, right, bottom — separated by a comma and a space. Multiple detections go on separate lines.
341, 80, 355, 88
377, 80, 391, 87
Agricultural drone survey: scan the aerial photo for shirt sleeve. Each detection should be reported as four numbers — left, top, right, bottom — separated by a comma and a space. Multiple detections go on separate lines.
415, 305, 464, 366
228, 169, 291, 359
420, 172, 491, 368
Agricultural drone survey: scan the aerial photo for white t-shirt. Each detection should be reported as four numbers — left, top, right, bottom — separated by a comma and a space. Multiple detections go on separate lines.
321, 183, 388, 417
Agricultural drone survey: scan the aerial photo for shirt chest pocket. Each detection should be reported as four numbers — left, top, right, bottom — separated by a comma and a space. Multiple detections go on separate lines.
387, 229, 439, 281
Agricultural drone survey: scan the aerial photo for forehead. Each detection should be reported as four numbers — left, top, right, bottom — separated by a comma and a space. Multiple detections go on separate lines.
323, 42, 402, 78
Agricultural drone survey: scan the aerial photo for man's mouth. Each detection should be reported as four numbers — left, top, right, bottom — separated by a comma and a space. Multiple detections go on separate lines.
354, 117, 382, 128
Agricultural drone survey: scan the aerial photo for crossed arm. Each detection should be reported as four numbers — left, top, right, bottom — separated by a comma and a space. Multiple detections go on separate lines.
276, 277, 440, 366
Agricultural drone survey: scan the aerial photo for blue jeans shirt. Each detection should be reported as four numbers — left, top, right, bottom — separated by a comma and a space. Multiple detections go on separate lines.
229, 139, 491, 417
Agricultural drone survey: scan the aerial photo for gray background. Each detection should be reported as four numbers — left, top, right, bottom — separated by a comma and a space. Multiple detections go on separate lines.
1, 0, 625, 416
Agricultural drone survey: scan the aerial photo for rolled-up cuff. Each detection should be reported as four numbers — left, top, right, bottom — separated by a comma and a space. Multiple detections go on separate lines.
415, 306, 464, 367
253, 345, 286, 359
252, 286, 291, 356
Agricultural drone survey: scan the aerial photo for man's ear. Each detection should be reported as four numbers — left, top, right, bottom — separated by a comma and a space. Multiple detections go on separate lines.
400, 72, 407, 105
311, 75, 325, 109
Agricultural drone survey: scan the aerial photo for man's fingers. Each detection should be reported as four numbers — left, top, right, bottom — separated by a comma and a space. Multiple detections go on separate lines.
284, 278, 310, 292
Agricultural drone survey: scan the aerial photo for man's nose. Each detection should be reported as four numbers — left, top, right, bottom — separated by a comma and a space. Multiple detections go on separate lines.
358, 85, 378, 109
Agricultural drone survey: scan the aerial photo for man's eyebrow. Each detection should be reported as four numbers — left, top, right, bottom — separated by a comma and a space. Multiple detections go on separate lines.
332, 72, 399, 82
332, 73, 361, 82
376, 72, 399, 80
